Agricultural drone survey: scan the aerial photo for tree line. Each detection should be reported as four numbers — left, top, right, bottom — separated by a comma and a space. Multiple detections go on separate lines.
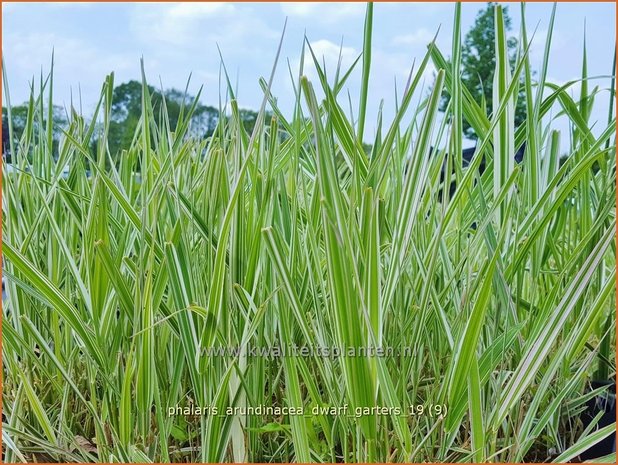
2, 80, 262, 163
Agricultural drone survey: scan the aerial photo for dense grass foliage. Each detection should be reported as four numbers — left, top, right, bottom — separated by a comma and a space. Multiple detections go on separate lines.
2, 5, 616, 463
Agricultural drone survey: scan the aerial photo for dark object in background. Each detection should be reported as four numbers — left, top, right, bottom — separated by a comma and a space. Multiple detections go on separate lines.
578, 380, 616, 461
2, 112, 10, 161
435, 142, 526, 201
461, 141, 526, 172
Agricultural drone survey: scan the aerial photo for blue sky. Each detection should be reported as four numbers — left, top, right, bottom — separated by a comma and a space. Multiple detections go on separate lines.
2, 2, 616, 144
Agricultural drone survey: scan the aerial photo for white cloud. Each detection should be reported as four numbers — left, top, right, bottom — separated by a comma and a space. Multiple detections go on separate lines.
130, 3, 237, 46
391, 29, 435, 47
280, 2, 364, 23
5, 1, 93, 14
297, 39, 359, 85
309, 40, 357, 68
46, 2, 94, 8
168, 2, 235, 19
5, 32, 132, 78
3, 31, 136, 111
130, 3, 278, 49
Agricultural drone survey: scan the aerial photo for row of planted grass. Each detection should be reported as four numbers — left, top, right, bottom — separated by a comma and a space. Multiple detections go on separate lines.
2, 4, 616, 463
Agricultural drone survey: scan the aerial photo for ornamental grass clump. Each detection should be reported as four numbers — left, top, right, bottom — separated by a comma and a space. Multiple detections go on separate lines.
2, 4, 616, 463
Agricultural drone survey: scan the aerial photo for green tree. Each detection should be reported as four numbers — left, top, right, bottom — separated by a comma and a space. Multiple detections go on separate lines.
441, 2, 527, 139
2, 104, 67, 162
107, 81, 242, 156
108, 81, 145, 155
